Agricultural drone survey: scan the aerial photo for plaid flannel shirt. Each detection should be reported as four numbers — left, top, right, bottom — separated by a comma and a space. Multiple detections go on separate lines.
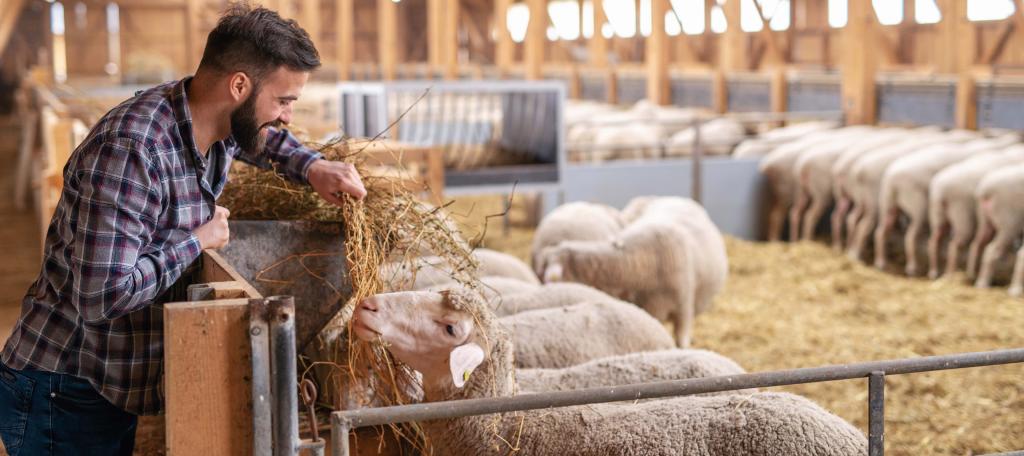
1, 77, 322, 415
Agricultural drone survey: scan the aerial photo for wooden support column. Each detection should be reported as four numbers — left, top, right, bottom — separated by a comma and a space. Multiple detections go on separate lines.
715, 0, 746, 113
646, 0, 669, 104
524, 0, 546, 80
495, 0, 514, 70
184, 0, 202, 70
940, 0, 976, 129
301, 0, 321, 50
841, 0, 878, 125
378, 0, 398, 80
336, 0, 354, 80
443, 0, 459, 79
427, 0, 443, 70
0, 0, 27, 56
589, 0, 609, 67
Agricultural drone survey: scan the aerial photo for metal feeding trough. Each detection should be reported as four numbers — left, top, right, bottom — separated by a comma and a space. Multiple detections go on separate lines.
219, 220, 352, 350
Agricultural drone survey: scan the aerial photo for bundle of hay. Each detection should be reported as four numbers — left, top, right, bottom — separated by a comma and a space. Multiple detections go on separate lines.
220, 135, 484, 452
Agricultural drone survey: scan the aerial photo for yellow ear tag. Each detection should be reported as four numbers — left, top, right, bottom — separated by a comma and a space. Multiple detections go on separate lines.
463, 370, 472, 383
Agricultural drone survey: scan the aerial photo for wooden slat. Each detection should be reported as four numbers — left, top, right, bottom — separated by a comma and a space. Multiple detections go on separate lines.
427, 0, 443, 69
646, 0, 669, 104
524, 0, 545, 79
495, 0, 514, 69
718, 0, 746, 72
336, 0, 354, 79
202, 250, 264, 299
841, 0, 878, 125
443, 0, 459, 79
378, 0, 398, 80
163, 298, 253, 456
589, 0, 608, 67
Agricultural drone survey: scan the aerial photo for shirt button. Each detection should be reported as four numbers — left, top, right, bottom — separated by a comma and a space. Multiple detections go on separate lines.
50, 392, 56, 398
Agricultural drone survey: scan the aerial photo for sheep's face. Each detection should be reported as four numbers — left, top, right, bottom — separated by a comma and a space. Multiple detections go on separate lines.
353, 290, 486, 389
538, 246, 573, 283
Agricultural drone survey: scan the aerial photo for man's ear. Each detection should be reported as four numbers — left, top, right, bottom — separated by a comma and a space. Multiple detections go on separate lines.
229, 72, 252, 102
449, 343, 485, 388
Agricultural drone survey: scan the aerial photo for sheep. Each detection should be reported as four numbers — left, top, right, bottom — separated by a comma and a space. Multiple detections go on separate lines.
873, 135, 1019, 274
789, 126, 884, 242
927, 144, 1024, 279
541, 197, 727, 347
844, 130, 978, 262
490, 282, 620, 317
969, 163, 1024, 290
589, 122, 666, 161
828, 128, 909, 249
382, 248, 539, 291
665, 117, 746, 157
759, 127, 866, 241
351, 289, 867, 456
517, 349, 755, 395
530, 201, 625, 277
498, 297, 675, 369
732, 120, 838, 159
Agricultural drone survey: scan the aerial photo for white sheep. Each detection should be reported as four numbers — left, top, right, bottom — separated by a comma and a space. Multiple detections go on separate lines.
732, 120, 838, 159
969, 163, 1024, 291
589, 122, 666, 161
541, 197, 728, 347
665, 117, 746, 157
759, 128, 862, 241
828, 128, 909, 250
382, 248, 539, 291
489, 282, 621, 317
788, 126, 881, 242
498, 297, 675, 369
927, 144, 1024, 279
530, 201, 625, 277
351, 289, 867, 456
844, 130, 977, 262
873, 135, 1018, 274
517, 349, 755, 395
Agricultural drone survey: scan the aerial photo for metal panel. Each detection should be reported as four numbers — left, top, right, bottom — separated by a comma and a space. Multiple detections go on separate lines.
669, 75, 714, 109
876, 79, 957, 128
580, 73, 608, 101
727, 76, 772, 112
977, 80, 1024, 131
616, 73, 647, 105
337, 81, 566, 191
787, 78, 842, 112
563, 157, 766, 240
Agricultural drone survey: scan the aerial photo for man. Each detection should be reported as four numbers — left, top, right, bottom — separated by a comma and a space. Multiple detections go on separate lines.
0, 5, 365, 454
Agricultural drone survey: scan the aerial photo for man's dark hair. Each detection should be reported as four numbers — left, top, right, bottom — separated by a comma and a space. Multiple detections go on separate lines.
198, 3, 320, 83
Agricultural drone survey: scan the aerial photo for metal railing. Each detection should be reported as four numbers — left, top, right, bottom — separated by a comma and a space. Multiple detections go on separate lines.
330, 347, 1024, 456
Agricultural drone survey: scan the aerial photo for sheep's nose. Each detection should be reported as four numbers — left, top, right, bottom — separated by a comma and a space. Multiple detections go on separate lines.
360, 298, 380, 313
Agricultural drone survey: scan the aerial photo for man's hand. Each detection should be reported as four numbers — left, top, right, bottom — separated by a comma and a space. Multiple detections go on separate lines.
307, 159, 367, 205
194, 206, 231, 250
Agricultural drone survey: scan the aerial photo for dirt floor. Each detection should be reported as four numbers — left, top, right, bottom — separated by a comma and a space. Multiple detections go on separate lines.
454, 194, 1024, 456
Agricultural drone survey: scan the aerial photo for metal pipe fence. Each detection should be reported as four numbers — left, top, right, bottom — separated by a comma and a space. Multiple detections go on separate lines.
331, 347, 1024, 456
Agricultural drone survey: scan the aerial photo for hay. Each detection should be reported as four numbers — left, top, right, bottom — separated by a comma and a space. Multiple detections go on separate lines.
219, 136, 483, 453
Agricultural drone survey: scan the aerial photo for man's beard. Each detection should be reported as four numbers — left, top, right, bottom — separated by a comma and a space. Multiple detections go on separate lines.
230, 91, 280, 156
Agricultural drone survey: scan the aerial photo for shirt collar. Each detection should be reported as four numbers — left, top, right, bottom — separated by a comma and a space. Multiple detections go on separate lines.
170, 76, 209, 169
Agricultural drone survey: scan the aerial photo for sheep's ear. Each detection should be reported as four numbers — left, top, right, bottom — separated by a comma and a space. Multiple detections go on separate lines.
543, 263, 563, 283
449, 343, 485, 388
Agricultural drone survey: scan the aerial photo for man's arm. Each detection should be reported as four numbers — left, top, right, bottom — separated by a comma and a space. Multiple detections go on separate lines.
70, 136, 203, 324
234, 126, 322, 185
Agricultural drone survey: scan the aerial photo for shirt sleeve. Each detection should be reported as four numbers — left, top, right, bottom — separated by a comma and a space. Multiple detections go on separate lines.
70, 136, 203, 324
231, 127, 323, 185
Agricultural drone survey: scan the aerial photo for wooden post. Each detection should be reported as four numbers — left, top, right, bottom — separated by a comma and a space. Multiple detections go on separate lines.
495, 0, 514, 70
336, 0, 354, 80
841, 0, 877, 125
184, 0, 201, 70
301, 0, 320, 50
378, 0, 398, 80
443, 0, 459, 79
770, 66, 787, 114
646, 0, 669, 104
718, 0, 746, 73
0, 0, 27, 56
427, 0, 443, 71
524, 0, 545, 80
589, 0, 608, 67
946, 0, 977, 129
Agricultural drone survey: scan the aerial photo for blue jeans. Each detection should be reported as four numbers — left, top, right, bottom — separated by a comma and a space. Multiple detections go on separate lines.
0, 361, 137, 456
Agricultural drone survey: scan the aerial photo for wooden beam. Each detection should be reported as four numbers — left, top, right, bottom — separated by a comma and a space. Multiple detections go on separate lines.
301, 0, 321, 50
589, 0, 608, 67
753, 1, 785, 69
279, 0, 294, 19
718, 0, 746, 72
981, 21, 1014, 65
495, 0, 514, 69
336, 0, 354, 80
646, 0, 669, 104
427, 0, 443, 69
524, 0, 545, 79
185, 0, 202, 70
378, 0, 398, 79
841, 0, 878, 125
164, 297, 253, 456
442, 0, 459, 79
0, 0, 26, 57
770, 66, 786, 114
